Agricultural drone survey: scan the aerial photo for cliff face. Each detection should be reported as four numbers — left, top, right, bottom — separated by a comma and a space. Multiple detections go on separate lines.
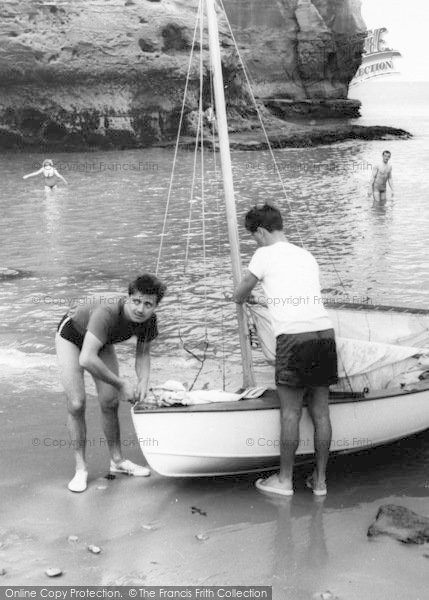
227, 0, 366, 117
0, 0, 366, 150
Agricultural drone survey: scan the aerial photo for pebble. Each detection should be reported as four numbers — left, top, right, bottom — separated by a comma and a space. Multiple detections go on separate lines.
195, 533, 209, 541
0, 568, 6, 576
96, 485, 107, 490
142, 522, 161, 531
67, 535, 79, 543
45, 568, 63, 578
87, 545, 102, 554
312, 592, 338, 600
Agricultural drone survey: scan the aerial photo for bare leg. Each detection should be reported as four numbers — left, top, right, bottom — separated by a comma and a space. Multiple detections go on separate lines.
277, 385, 305, 486
306, 386, 332, 492
56, 333, 88, 490
92, 345, 123, 464
372, 188, 381, 204
257, 386, 305, 494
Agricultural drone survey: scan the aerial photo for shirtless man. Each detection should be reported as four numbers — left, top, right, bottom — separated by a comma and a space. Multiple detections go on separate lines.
23, 159, 68, 192
55, 274, 166, 492
368, 151, 394, 203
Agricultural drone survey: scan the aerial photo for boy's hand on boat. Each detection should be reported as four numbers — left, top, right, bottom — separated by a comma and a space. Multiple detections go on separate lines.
135, 381, 148, 403
118, 380, 137, 404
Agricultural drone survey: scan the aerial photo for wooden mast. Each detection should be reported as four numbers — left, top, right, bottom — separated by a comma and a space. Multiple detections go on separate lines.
205, 0, 255, 387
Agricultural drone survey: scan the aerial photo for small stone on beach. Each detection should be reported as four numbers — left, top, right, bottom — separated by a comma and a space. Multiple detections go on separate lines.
191, 506, 207, 516
195, 533, 209, 541
0, 568, 6, 576
312, 592, 338, 600
87, 545, 102, 554
68, 535, 79, 542
45, 568, 63, 577
96, 485, 107, 490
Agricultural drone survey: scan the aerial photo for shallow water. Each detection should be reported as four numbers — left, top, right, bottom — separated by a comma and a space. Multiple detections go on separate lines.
1, 129, 429, 369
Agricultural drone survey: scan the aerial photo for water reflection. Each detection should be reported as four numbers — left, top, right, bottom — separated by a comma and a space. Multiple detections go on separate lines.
263, 496, 329, 598
43, 193, 62, 254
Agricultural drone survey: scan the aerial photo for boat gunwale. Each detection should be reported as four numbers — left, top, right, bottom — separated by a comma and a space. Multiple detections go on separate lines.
325, 301, 429, 315
133, 380, 429, 414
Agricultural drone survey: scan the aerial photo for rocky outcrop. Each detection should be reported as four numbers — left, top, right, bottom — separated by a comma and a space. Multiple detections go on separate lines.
173, 123, 411, 151
227, 0, 366, 108
368, 504, 429, 545
0, 0, 366, 150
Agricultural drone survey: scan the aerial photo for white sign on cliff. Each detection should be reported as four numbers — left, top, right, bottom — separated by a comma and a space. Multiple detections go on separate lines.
350, 28, 402, 86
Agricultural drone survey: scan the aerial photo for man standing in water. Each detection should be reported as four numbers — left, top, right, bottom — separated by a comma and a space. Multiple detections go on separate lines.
55, 274, 166, 492
232, 204, 337, 496
368, 150, 394, 203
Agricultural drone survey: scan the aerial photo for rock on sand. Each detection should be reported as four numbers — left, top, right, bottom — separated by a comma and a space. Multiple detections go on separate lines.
368, 504, 429, 544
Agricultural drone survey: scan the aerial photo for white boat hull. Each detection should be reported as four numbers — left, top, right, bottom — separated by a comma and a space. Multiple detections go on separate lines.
132, 303, 429, 477
132, 383, 429, 477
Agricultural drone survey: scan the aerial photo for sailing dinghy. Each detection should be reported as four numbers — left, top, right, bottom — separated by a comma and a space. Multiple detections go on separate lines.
132, 0, 429, 477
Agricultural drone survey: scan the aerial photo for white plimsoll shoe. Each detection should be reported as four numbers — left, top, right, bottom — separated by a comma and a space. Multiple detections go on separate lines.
110, 459, 150, 477
68, 470, 88, 493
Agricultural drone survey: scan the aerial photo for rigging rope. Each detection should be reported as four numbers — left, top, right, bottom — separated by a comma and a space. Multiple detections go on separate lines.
217, 0, 354, 392
172, 0, 213, 390
155, 0, 202, 275
209, 64, 228, 391
218, 0, 349, 296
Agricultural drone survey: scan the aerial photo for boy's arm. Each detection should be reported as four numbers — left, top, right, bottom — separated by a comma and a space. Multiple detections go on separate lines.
135, 339, 151, 401
23, 168, 43, 180
388, 169, 394, 195
54, 169, 68, 184
79, 332, 134, 401
232, 270, 259, 304
368, 166, 378, 195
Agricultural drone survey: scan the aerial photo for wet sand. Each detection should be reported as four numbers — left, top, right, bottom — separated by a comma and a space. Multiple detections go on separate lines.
2, 363, 429, 599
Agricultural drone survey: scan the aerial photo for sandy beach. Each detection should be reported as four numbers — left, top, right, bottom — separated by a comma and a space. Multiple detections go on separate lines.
2, 357, 429, 599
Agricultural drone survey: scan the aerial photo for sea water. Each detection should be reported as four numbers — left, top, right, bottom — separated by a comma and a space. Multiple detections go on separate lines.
1, 81, 428, 380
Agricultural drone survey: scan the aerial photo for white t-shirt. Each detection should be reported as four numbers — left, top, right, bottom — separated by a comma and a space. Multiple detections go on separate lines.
248, 241, 333, 336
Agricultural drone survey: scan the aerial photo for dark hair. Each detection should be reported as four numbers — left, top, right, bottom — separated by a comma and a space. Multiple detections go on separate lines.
382, 150, 391, 156
128, 274, 166, 304
244, 203, 283, 233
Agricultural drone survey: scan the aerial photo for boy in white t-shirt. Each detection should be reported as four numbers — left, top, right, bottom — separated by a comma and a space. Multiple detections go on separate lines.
232, 204, 337, 496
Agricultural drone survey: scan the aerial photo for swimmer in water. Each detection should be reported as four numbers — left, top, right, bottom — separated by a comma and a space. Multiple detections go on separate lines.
23, 159, 68, 192
368, 150, 394, 203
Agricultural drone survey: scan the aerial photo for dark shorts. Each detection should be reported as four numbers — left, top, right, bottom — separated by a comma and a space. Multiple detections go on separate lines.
275, 329, 338, 388
57, 315, 85, 350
